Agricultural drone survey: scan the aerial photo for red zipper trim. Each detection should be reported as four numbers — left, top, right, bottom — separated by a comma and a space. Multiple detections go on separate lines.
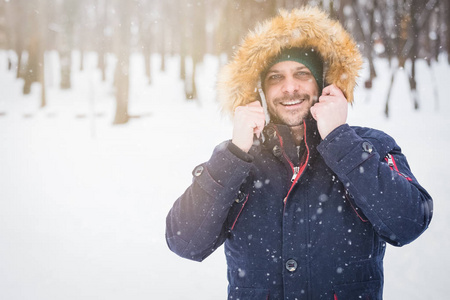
231, 194, 249, 230
391, 154, 399, 172
273, 126, 295, 172
391, 154, 412, 181
274, 121, 310, 208
385, 154, 412, 181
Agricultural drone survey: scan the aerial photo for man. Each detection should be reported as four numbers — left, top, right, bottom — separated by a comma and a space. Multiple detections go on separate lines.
166, 7, 432, 300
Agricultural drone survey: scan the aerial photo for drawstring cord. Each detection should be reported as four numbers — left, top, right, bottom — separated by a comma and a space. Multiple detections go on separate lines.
257, 81, 271, 126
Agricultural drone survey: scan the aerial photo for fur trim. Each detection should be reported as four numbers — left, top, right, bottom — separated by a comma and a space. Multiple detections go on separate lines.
217, 6, 363, 115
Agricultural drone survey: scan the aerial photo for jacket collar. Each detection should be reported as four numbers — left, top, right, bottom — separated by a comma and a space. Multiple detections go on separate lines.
262, 118, 321, 164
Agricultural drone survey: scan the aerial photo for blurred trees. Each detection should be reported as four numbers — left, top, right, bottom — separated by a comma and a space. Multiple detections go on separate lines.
0, 0, 448, 122
112, 0, 131, 124
3, 0, 48, 108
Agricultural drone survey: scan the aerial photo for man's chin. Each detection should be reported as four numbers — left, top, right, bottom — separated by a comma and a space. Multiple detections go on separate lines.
271, 118, 304, 127
268, 110, 313, 125
286, 122, 305, 128
277, 115, 312, 127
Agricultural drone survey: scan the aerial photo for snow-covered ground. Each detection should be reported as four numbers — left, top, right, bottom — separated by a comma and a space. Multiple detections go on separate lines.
0, 50, 448, 299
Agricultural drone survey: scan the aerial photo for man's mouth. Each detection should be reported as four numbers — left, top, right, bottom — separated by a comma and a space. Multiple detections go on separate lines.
281, 99, 304, 106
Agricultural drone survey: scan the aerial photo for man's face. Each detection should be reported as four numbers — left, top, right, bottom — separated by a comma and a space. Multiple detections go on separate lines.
263, 60, 319, 126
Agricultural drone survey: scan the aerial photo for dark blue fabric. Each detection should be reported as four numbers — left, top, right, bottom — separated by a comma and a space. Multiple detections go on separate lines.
166, 119, 432, 300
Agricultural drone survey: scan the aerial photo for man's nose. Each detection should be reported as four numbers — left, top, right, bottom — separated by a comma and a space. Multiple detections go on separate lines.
282, 76, 298, 94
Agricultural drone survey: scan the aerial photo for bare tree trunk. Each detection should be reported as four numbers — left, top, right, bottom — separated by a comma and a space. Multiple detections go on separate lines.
409, 0, 422, 110
383, 0, 408, 117
180, 55, 186, 81
328, 1, 336, 19
5, 0, 26, 79
98, 51, 106, 81
178, 1, 187, 81
16, 50, 23, 79
39, 51, 46, 108
158, 1, 167, 73
113, 0, 130, 125
22, 0, 39, 94
351, 1, 376, 89
79, 51, 84, 71
144, 51, 152, 84
23, 37, 40, 95
409, 58, 418, 110
138, 0, 153, 85
337, 0, 350, 24
59, 0, 79, 89
183, 0, 207, 101
185, 56, 197, 100
96, 0, 108, 82
445, 0, 450, 64
376, 0, 394, 66
367, 1, 377, 85
160, 27, 166, 72
59, 50, 72, 89
385, 69, 397, 118
38, 0, 47, 107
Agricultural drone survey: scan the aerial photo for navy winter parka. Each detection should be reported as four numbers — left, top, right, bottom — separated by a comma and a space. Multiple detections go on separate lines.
166, 119, 433, 300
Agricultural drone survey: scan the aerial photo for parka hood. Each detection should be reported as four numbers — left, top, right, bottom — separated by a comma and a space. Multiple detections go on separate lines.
217, 6, 363, 115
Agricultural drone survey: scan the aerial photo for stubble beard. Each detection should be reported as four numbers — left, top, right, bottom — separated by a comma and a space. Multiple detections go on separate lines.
269, 92, 314, 126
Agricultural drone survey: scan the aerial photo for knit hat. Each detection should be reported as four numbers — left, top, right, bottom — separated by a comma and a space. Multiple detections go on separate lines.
261, 47, 324, 91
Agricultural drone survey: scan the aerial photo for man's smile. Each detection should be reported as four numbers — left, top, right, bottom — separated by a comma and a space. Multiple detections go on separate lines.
280, 99, 304, 107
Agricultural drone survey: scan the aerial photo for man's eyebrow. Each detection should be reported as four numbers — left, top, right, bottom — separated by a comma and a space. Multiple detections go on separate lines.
266, 69, 281, 74
267, 66, 309, 74
295, 66, 309, 71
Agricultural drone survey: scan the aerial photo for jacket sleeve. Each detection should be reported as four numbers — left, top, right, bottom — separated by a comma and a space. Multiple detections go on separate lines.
165, 141, 253, 261
317, 124, 433, 246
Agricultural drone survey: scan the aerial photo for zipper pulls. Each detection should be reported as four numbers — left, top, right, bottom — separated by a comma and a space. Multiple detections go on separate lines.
386, 153, 394, 168
385, 153, 413, 181
291, 166, 300, 182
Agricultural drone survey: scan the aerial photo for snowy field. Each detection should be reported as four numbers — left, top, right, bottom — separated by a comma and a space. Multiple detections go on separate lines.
0, 50, 448, 299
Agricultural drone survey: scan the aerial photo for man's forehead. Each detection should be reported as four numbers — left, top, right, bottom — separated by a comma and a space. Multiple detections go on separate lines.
267, 60, 310, 73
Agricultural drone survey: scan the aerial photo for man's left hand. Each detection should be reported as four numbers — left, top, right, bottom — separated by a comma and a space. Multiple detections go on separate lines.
310, 84, 348, 139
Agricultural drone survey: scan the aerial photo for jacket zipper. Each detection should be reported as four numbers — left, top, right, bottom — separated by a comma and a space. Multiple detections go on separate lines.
274, 121, 310, 206
386, 153, 395, 169
385, 153, 412, 181
291, 166, 300, 182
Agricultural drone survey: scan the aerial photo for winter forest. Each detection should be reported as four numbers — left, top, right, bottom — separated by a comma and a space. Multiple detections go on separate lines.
0, 0, 449, 299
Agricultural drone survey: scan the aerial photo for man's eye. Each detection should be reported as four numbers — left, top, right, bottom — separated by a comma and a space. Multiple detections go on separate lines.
297, 72, 311, 77
269, 74, 282, 80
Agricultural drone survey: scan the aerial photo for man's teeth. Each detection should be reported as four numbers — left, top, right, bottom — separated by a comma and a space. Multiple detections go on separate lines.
282, 100, 302, 106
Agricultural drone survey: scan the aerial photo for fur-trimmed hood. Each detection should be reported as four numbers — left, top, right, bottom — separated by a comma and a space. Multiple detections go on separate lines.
217, 6, 363, 114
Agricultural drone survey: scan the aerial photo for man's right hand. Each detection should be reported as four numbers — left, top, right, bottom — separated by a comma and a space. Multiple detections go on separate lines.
232, 101, 266, 153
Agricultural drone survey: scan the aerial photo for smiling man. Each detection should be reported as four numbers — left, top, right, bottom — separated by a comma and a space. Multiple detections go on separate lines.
166, 7, 432, 300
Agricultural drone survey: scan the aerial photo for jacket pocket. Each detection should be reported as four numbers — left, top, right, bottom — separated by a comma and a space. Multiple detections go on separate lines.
228, 287, 270, 300
229, 192, 249, 230
333, 280, 382, 300
344, 189, 369, 222
227, 176, 253, 231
